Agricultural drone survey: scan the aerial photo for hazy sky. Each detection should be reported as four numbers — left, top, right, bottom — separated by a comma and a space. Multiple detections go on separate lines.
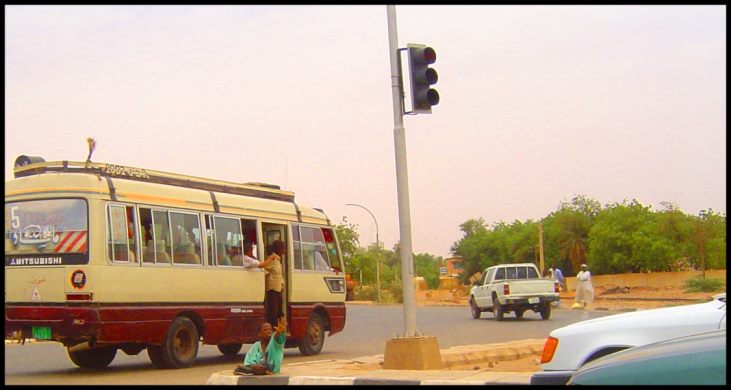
5, 5, 726, 258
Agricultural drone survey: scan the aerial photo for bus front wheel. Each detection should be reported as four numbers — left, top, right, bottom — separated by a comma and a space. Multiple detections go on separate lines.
158, 316, 200, 369
298, 313, 325, 356
68, 345, 117, 369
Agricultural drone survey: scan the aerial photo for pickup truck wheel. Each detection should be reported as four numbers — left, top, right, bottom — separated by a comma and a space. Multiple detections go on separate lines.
493, 298, 504, 321
470, 298, 481, 319
514, 309, 525, 319
539, 303, 552, 320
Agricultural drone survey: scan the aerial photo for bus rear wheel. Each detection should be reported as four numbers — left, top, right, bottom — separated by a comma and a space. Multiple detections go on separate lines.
68, 345, 117, 369
217, 343, 243, 356
157, 316, 200, 369
298, 313, 325, 356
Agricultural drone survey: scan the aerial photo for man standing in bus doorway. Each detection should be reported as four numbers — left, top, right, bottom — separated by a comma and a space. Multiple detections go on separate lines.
258, 240, 285, 326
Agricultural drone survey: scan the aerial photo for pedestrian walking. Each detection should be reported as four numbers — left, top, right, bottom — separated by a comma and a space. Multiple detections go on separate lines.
550, 264, 565, 308
575, 264, 594, 308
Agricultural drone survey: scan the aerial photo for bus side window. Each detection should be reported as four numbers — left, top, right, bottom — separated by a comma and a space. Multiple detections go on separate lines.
108, 204, 136, 263
213, 216, 241, 267
321, 227, 341, 271
240, 218, 258, 268
151, 210, 171, 263
170, 211, 201, 265
140, 208, 154, 263
295, 226, 333, 272
292, 225, 303, 270
126, 206, 138, 263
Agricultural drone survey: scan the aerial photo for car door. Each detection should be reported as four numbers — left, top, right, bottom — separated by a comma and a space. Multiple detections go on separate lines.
487, 267, 506, 306
475, 268, 495, 308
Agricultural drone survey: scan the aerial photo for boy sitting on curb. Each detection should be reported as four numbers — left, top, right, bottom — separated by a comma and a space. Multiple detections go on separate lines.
234, 318, 287, 375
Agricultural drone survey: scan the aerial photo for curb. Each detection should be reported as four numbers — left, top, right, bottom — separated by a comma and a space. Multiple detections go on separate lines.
441, 339, 545, 367
207, 371, 531, 386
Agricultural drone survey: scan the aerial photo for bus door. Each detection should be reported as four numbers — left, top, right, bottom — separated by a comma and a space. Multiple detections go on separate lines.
261, 222, 289, 326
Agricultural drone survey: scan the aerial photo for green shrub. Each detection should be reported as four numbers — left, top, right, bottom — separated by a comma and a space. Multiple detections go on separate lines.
353, 285, 379, 301
683, 276, 726, 293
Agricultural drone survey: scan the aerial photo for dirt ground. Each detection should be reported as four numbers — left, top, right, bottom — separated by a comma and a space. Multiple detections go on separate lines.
415, 285, 720, 310
415, 285, 724, 372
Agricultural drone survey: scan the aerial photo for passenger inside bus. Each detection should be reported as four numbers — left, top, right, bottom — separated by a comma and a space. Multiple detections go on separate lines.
172, 225, 200, 264
241, 241, 261, 269
217, 242, 232, 266
126, 206, 137, 262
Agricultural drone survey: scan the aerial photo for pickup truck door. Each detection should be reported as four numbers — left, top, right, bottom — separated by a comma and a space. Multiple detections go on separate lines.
474, 268, 494, 308
486, 267, 508, 306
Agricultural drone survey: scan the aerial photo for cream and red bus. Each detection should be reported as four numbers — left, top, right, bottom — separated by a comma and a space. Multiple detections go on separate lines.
5, 156, 347, 369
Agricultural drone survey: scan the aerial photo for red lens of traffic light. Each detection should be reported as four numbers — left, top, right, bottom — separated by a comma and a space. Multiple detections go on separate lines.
423, 47, 436, 64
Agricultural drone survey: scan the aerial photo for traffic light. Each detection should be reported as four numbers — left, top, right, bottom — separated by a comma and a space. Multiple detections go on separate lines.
407, 43, 439, 114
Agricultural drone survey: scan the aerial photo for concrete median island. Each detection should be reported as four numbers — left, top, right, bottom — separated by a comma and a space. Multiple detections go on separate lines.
207, 338, 544, 385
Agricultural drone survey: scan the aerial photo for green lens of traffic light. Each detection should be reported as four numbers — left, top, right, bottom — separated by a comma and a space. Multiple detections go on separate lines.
427, 89, 439, 106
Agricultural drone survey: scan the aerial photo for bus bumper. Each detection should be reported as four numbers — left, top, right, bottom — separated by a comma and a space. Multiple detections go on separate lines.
5, 304, 100, 346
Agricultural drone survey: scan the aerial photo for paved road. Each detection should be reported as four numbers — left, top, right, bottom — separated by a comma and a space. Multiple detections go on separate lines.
4, 304, 615, 385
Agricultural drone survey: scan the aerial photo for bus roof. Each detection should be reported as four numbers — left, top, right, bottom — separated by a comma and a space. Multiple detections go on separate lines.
12, 159, 295, 203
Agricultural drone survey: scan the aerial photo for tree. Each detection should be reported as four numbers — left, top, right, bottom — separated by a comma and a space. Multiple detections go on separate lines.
335, 217, 360, 272
414, 253, 443, 289
695, 209, 726, 270
588, 199, 655, 273
540, 195, 600, 274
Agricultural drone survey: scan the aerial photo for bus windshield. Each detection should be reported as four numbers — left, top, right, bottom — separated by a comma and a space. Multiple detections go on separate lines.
5, 199, 88, 255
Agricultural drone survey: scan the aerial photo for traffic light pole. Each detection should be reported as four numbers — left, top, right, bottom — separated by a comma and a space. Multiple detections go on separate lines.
386, 4, 420, 338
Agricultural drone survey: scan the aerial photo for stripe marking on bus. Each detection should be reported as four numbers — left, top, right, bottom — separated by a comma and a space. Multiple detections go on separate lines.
54, 231, 88, 253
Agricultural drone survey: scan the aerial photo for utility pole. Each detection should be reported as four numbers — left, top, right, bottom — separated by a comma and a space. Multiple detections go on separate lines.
538, 223, 545, 275
386, 4, 418, 338
696, 214, 706, 279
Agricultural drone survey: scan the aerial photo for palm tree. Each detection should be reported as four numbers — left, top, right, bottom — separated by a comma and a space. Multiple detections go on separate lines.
557, 213, 589, 273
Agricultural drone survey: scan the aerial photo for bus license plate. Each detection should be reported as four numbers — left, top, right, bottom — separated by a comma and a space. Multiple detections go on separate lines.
32, 326, 52, 340
528, 297, 540, 304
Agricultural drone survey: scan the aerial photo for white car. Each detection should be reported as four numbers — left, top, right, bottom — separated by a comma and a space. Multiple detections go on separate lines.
530, 293, 727, 385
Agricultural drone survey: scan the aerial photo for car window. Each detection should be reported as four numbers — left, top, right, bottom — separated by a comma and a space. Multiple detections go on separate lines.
506, 267, 517, 280
527, 267, 539, 278
517, 267, 527, 279
484, 268, 495, 284
495, 268, 505, 280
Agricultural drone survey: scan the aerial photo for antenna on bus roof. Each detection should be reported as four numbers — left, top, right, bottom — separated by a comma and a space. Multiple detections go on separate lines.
86, 137, 97, 164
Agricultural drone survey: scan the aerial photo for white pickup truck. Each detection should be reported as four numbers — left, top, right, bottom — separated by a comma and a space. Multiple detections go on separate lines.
469, 263, 559, 321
